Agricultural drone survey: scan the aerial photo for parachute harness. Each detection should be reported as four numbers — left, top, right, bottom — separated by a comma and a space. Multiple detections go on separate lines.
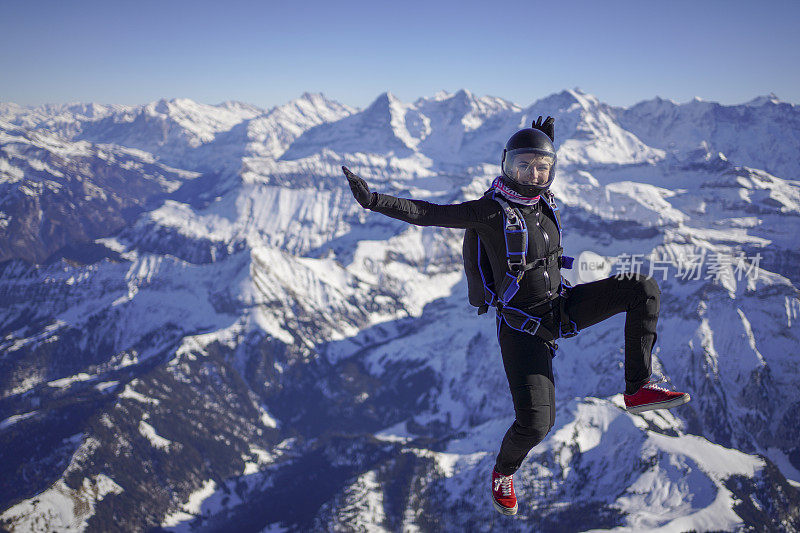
481, 188, 580, 349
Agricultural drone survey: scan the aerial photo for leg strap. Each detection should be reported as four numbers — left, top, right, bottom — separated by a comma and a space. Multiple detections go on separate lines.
558, 293, 579, 338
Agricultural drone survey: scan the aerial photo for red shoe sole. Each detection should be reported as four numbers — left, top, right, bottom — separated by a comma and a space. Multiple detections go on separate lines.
492, 496, 518, 516
626, 393, 690, 414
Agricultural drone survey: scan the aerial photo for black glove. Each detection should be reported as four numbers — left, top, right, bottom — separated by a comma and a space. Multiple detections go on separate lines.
342, 166, 374, 208
532, 115, 555, 142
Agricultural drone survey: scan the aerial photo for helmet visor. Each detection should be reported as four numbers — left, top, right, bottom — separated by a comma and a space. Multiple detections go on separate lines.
502, 148, 556, 189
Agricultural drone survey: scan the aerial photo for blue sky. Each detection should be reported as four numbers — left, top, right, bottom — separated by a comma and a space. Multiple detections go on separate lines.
1, 0, 798, 109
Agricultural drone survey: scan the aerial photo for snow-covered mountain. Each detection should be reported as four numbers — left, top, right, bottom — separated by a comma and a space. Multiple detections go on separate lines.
282, 89, 521, 167
0, 121, 200, 263
75, 98, 262, 165
1, 89, 799, 532
615, 93, 800, 179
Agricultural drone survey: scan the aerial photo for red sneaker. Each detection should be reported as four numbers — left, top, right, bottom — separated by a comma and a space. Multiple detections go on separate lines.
624, 380, 691, 414
491, 468, 518, 515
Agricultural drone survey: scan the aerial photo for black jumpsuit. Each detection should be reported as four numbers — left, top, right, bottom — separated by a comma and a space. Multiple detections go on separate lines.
369, 191, 660, 475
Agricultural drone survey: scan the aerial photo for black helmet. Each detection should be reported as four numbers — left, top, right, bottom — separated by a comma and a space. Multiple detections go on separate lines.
500, 128, 557, 196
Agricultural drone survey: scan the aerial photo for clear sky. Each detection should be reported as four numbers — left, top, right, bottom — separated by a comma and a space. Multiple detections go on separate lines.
1, 0, 798, 110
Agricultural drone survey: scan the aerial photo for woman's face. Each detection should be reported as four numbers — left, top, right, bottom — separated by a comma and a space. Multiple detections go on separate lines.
512, 153, 552, 185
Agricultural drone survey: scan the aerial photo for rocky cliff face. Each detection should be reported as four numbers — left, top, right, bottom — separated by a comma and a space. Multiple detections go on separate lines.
1, 90, 799, 532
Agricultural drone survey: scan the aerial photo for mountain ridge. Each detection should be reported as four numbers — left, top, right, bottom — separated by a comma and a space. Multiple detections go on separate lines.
1, 88, 799, 532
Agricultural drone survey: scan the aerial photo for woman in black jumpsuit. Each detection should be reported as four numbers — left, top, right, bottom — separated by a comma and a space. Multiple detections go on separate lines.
342, 117, 687, 516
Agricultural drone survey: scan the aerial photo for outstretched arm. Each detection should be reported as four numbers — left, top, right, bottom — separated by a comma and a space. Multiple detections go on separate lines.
342, 166, 485, 229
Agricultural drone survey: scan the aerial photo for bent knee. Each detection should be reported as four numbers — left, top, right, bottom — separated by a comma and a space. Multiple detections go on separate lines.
639, 274, 660, 298
620, 273, 660, 295
619, 273, 660, 310
639, 275, 660, 314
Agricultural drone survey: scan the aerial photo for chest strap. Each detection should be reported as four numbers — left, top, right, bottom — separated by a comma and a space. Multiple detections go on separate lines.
488, 189, 581, 346
492, 194, 566, 307
492, 194, 528, 306
492, 207, 579, 345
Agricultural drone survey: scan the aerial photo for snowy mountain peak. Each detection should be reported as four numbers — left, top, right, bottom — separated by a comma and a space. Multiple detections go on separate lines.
746, 93, 784, 107
217, 92, 354, 160
363, 91, 404, 117
523, 89, 664, 165
625, 96, 679, 116
284, 90, 523, 164
295, 91, 342, 109
649, 95, 679, 106
418, 89, 475, 111
145, 97, 192, 115
273, 92, 355, 121
280, 91, 418, 160
527, 88, 602, 116
452, 88, 473, 101
428, 89, 469, 102
62, 102, 116, 119
566, 87, 600, 108
619, 92, 800, 178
